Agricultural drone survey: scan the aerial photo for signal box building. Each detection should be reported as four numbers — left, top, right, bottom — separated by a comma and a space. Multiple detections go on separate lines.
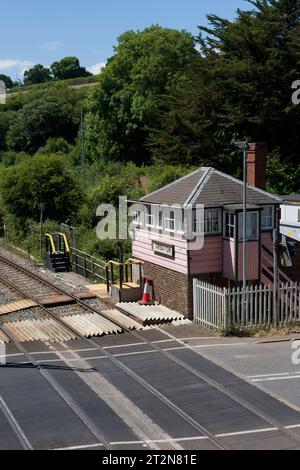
131, 143, 281, 318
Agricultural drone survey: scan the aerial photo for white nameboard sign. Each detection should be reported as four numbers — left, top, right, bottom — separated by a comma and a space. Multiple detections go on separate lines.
152, 241, 174, 258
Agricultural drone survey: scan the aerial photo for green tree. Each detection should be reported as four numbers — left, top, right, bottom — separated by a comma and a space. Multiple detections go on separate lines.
79, 176, 132, 228
0, 154, 82, 223
24, 64, 53, 84
149, 1, 300, 186
51, 57, 91, 80
6, 96, 77, 153
85, 26, 199, 163
0, 74, 13, 89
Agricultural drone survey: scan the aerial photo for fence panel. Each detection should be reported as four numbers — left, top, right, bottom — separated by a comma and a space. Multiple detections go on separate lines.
193, 279, 300, 331
193, 279, 225, 329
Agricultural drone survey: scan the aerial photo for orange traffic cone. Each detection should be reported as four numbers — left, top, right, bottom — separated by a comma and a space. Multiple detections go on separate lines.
139, 277, 152, 305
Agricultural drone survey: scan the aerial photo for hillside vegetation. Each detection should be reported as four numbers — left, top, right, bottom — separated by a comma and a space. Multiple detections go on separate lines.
0, 0, 299, 260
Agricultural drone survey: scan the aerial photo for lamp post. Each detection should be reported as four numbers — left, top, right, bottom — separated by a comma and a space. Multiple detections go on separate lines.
234, 141, 249, 323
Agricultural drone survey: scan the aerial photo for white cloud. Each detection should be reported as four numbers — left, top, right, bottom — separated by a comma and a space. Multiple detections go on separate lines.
40, 41, 63, 52
87, 62, 106, 75
0, 59, 34, 71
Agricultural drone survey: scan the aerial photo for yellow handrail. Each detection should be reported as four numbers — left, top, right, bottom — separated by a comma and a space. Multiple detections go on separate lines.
46, 232, 70, 254
58, 232, 70, 253
125, 258, 144, 265
45, 233, 57, 254
104, 258, 144, 268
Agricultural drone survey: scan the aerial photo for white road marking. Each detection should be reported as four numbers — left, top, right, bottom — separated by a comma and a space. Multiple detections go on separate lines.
0, 353, 23, 359
195, 343, 247, 349
53, 442, 104, 450
36, 356, 107, 364
215, 427, 278, 438
114, 350, 158, 358
252, 375, 300, 383
103, 342, 145, 350
53, 423, 300, 449
247, 371, 300, 379
164, 347, 186, 352
110, 436, 209, 446
152, 339, 174, 344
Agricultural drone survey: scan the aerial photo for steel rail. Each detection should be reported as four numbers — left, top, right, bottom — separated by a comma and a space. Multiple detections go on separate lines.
0, 256, 227, 450
2, 255, 300, 448
0, 318, 112, 450
0, 394, 33, 450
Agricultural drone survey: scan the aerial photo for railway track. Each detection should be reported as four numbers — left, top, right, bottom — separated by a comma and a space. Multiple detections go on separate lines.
1, 254, 300, 450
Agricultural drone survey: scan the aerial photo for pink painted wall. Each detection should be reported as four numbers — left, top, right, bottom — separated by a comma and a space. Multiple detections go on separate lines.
132, 229, 188, 274
261, 232, 273, 251
189, 236, 223, 275
237, 241, 260, 281
223, 239, 235, 280
132, 228, 272, 281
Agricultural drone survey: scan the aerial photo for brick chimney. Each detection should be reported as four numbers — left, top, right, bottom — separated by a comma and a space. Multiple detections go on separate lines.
247, 142, 267, 190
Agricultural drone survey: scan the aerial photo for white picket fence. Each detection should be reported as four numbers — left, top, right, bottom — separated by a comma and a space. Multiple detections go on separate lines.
193, 279, 300, 331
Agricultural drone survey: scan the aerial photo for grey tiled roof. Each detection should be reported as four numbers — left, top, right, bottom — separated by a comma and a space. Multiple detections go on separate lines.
141, 167, 280, 207
140, 168, 207, 205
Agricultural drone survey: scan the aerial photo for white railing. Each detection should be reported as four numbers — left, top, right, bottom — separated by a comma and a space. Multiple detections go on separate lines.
193, 279, 300, 331
193, 281, 226, 330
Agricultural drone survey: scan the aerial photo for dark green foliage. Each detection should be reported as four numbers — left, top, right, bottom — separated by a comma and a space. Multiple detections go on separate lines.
0, 74, 13, 89
51, 57, 92, 80
85, 26, 199, 164
79, 175, 133, 229
38, 137, 72, 156
24, 65, 53, 85
149, 0, 300, 183
6, 96, 77, 154
0, 154, 82, 223
0, 111, 15, 151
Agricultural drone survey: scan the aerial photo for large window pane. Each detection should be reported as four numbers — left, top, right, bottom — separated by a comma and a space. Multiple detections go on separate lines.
224, 212, 235, 239
193, 209, 221, 234
261, 206, 274, 230
238, 212, 259, 240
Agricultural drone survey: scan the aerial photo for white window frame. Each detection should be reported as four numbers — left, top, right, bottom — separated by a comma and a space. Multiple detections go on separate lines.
205, 209, 222, 234
193, 209, 221, 235
261, 205, 274, 230
224, 211, 235, 239
238, 212, 259, 241
145, 212, 155, 228
156, 210, 164, 230
164, 211, 175, 233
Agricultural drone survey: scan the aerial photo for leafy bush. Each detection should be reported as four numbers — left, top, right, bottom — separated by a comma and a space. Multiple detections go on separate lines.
0, 153, 82, 223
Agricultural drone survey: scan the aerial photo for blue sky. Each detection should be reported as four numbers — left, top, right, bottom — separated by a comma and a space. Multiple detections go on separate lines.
0, 0, 247, 79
